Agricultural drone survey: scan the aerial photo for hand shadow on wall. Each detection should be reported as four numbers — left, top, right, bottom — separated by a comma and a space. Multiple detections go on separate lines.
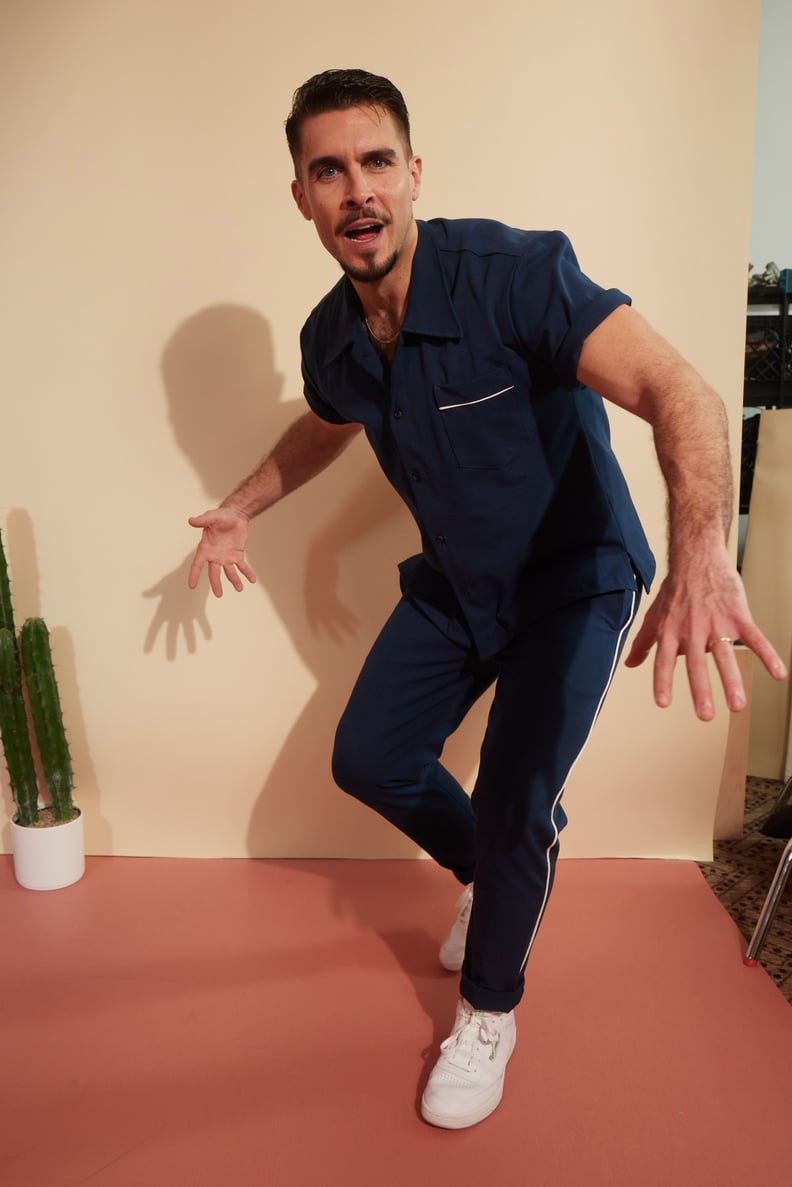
148, 304, 492, 860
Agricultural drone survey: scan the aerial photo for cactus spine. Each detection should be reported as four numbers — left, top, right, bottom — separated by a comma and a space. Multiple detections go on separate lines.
0, 526, 75, 826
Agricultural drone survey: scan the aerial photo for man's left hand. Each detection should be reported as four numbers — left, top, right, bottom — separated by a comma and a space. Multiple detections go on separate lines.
624, 553, 787, 720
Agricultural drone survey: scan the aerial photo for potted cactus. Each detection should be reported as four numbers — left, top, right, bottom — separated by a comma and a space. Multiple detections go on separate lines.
0, 525, 83, 890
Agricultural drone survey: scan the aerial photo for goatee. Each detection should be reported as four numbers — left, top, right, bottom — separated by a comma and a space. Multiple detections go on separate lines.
342, 248, 400, 284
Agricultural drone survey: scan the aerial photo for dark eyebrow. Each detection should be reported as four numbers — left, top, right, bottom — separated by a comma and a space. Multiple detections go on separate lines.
306, 154, 343, 175
362, 148, 398, 163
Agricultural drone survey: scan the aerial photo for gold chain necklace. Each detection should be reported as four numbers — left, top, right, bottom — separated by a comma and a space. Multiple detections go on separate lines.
363, 317, 400, 346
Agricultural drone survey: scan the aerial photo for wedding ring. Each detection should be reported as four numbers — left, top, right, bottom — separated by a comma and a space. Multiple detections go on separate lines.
709, 635, 734, 649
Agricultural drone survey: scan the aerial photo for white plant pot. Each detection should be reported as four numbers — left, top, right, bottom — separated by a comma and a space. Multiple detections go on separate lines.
10, 808, 85, 891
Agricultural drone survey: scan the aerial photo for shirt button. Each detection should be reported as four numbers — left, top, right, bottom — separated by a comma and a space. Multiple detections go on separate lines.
410, 470, 421, 481
435, 534, 446, 545
393, 408, 403, 419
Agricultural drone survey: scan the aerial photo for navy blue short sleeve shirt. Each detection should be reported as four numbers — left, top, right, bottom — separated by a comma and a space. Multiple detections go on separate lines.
300, 218, 655, 658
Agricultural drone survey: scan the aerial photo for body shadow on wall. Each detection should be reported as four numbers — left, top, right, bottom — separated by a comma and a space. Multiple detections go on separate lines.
149, 305, 492, 857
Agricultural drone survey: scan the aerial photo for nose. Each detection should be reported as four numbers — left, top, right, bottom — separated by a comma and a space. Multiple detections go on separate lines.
341, 165, 374, 209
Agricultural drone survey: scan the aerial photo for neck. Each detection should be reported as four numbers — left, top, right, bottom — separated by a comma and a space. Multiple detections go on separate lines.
352, 219, 418, 326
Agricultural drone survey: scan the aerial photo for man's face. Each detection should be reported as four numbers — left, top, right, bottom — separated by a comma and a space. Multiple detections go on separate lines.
291, 105, 422, 286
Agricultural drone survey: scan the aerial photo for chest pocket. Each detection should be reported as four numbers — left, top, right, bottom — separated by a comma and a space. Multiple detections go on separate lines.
433, 367, 527, 469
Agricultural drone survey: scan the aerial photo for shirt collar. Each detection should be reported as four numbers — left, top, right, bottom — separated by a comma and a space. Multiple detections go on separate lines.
402, 221, 463, 339
322, 220, 463, 365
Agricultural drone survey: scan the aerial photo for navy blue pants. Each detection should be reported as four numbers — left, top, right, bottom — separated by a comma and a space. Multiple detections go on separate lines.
332, 587, 639, 1012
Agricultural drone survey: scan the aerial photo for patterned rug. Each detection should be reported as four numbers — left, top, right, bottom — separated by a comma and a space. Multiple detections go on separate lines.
698, 775, 792, 1002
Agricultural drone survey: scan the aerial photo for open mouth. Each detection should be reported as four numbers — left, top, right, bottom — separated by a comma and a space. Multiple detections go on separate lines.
343, 221, 384, 244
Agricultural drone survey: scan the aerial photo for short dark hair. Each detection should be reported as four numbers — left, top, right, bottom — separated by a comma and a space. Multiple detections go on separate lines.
285, 69, 412, 169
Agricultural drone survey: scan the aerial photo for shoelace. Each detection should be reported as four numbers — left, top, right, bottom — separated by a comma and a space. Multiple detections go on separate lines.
441, 1009, 500, 1070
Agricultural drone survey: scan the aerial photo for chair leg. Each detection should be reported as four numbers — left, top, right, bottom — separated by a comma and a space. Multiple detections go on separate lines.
743, 837, 792, 966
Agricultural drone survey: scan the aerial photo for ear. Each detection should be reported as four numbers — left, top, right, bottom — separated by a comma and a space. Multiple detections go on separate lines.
409, 156, 423, 203
291, 178, 313, 222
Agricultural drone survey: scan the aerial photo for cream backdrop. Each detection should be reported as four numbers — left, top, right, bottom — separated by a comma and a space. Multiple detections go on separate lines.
0, 0, 762, 861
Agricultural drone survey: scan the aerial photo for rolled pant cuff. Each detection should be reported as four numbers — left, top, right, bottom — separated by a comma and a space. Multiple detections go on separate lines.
460, 976, 524, 1014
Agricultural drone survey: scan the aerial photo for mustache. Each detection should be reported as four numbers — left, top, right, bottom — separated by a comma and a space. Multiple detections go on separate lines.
336, 209, 391, 234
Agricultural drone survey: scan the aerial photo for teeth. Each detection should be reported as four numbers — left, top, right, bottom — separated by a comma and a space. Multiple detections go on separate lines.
347, 224, 379, 239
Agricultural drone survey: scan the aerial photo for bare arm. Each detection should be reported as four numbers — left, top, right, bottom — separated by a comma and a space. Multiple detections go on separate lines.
188, 410, 362, 596
221, 410, 362, 519
578, 304, 787, 719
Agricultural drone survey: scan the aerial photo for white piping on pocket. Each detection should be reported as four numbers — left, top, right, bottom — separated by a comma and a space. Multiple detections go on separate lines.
437, 385, 515, 411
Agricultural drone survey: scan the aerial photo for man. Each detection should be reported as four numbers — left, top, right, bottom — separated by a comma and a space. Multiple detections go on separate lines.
188, 69, 786, 1129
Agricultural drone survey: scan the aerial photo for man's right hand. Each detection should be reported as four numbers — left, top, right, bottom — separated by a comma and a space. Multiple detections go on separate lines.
187, 507, 257, 597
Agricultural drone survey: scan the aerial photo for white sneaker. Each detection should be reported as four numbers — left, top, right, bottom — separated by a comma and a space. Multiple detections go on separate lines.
421, 999, 517, 1129
439, 883, 474, 971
